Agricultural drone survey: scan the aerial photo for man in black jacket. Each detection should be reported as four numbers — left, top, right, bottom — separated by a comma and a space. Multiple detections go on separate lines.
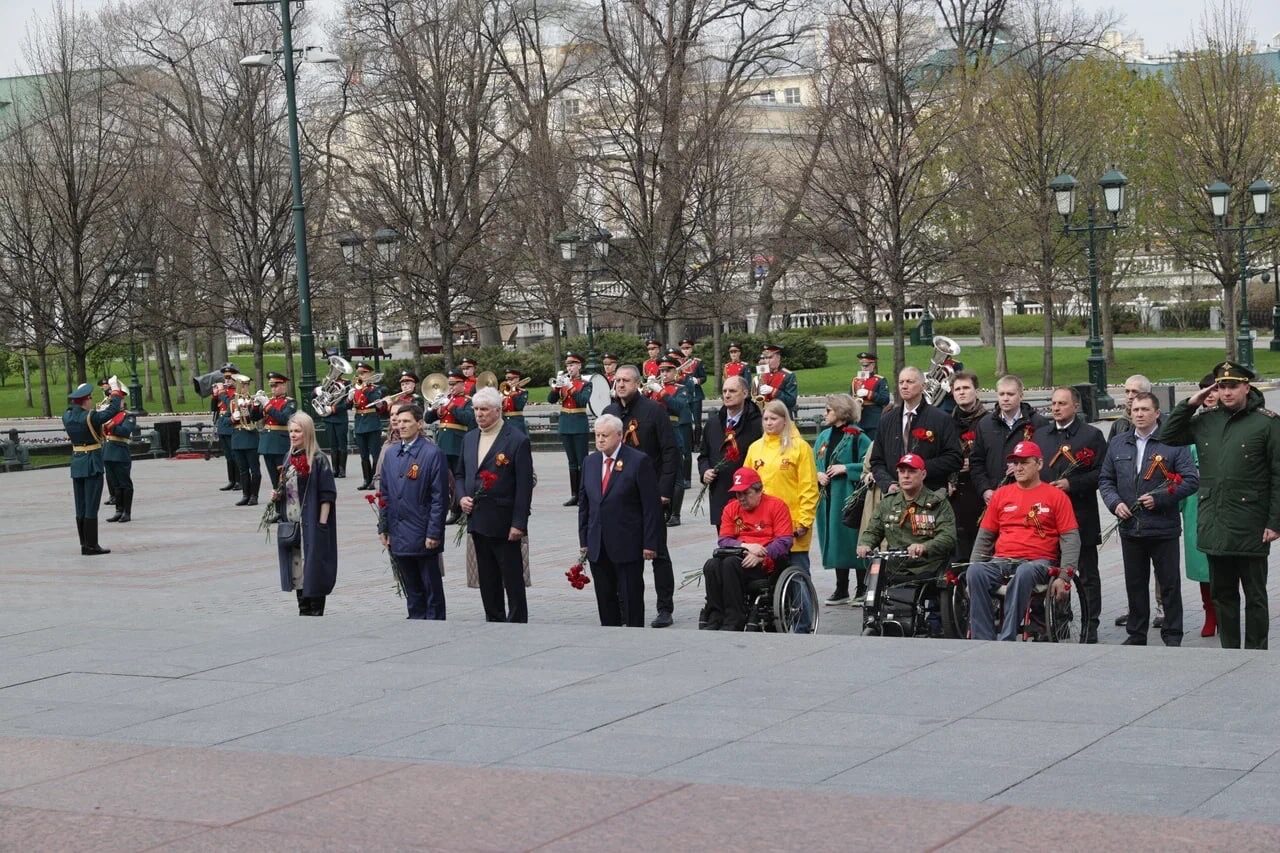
869, 366, 962, 495
697, 376, 764, 528
1034, 386, 1109, 643
948, 371, 988, 562
603, 364, 682, 627
971, 374, 1050, 503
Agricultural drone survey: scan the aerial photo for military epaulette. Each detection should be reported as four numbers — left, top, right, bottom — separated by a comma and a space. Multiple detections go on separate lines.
1262, 408, 1278, 418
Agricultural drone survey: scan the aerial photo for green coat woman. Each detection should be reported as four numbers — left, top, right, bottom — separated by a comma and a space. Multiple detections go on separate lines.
814, 421, 872, 571
1180, 444, 1209, 583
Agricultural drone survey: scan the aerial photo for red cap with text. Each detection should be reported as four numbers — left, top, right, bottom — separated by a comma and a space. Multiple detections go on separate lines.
896, 453, 926, 471
728, 467, 763, 493
1006, 441, 1043, 460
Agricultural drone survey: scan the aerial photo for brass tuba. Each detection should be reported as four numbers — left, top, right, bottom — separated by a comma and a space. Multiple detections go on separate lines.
313, 355, 353, 417
923, 335, 961, 406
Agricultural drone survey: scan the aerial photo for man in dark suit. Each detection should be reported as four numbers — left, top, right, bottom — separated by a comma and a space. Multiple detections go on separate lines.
1034, 386, 1109, 644
697, 375, 763, 528
579, 414, 662, 627
379, 405, 451, 620
869, 366, 962, 495
603, 365, 681, 627
460, 387, 534, 623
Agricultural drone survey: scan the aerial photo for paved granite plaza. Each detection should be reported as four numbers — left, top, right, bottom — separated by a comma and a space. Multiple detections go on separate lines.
4, 436, 1280, 848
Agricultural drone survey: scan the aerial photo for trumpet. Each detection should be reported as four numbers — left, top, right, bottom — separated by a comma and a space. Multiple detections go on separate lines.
499, 377, 531, 396
550, 371, 571, 389
643, 377, 663, 396
750, 363, 770, 404
252, 389, 270, 408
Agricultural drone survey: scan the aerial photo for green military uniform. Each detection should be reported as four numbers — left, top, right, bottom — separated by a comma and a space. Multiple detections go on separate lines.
1158, 361, 1280, 650
63, 385, 122, 555
860, 486, 957, 577
102, 408, 137, 523
548, 354, 593, 506
252, 373, 297, 489
656, 362, 693, 524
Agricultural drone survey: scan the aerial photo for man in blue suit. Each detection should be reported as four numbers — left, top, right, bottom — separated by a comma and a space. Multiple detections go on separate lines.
578, 414, 662, 627
379, 405, 451, 619
460, 387, 534, 623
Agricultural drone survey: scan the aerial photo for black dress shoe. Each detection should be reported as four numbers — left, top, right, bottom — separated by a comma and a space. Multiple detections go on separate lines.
1153, 614, 1165, 629
651, 611, 673, 628
1114, 613, 1128, 627
246, 496, 258, 506
562, 496, 578, 506
235, 496, 251, 506
219, 482, 238, 491
357, 482, 373, 491
1121, 637, 1146, 646
665, 516, 681, 527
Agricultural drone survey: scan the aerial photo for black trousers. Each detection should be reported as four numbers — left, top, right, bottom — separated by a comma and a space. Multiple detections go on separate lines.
702, 554, 768, 630
1075, 543, 1101, 643
1208, 554, 1269, 650
591, 554, 644, 627
72, 474, 104, 519
263, 453, 284, 489
560, 433, 588, 472
355, 430, 382, 469
219, 434, 236, 483
1121, 535, 1183, 645
105, 460, 134, 494
396, 552, 446, 620
233, 447, 261, 495
473, 532, 527, 623
651, 520, 674, 614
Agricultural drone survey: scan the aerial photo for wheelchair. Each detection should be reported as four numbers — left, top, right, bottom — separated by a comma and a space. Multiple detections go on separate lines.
702, 548, 820, 634
860, 550, 947, 638
940, 564, 1074, 642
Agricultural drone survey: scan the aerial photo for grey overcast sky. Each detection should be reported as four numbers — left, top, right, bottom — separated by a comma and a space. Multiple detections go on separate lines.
0, 0, 1276, 76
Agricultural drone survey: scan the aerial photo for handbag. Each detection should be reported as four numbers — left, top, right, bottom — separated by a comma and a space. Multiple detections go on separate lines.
277, 520, 300, 548
842, 487, 867, 529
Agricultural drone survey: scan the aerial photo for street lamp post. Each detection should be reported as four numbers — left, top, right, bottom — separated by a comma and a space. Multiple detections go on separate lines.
127, 266, 151, 416
1049, 168, 1128, 410
1206, 179, 1273, 371
1269, 259, 1280, 351
373, 227, 399, 371
555, 225, 612, 375
236, 1, 341, 420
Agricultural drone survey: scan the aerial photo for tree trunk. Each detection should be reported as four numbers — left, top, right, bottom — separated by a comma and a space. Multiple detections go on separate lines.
978, 294, 995, 347
890, 296, 907, 379
668, 318, 684, 346
253, 333, 266, 390
65, 352, 74, 394
711, 316, 723, 395
564, 312, 581, 337
144, 341, 154, 402
282, 320, 296, 388
174, 338, 187, 404
865, 301, 878, 353
155, 338, 175, 412
407, 315, 422, 373
212, 329, 228, 366
1223, 282, 1238, 360
549, 314, 563, 366
186, 330, 200, 381
1041, 291, 1054, 388
36, 345, 51, 417
21, 351, 32, 408
73, 348, 87, 386
993, 309, 1007, 378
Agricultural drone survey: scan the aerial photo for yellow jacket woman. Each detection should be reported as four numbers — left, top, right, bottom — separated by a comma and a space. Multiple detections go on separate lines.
745, 400, 820, 558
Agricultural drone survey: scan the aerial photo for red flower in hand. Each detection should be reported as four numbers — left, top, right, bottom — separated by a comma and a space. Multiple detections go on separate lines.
1166, 472, 1184, 494
961, 431, 976, 443
288, 452, 310, 477
1074, 448, 1096, 467
566, 563, 592, 589
911, 427, 933, 443
478, 470, 499, 491
724, 445, 741, 463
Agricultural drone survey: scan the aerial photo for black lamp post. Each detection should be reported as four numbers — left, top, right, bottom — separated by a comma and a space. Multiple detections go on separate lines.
1269, 259, 1280, 352
127, 265, 151, 415
1206, 179, 1273, 371
336, 231, 366, 365
555, 224, 612, 375
336, 227, 398, 373
1049, 168, 1128, 409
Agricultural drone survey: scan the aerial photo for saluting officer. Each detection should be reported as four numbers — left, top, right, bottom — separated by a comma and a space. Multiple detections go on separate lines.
722, 342, 748, 383
321, 372, 351, 478
103, 397, 137, 524
656, 354, 693, 526
64, 382, 124, 555
1160, 360, 1280, 650
500, 367, 530, 435
252, 372, 297, 490
756, 344, 799, 417
351, 362, 385, 491
214, 363, 239, 491
677, 338, 708, 446
424, 369, 477, 524
548, 352, 593, 506
642, 339, 663, 379
460, 357, 479, 397
851, 352, 891, 440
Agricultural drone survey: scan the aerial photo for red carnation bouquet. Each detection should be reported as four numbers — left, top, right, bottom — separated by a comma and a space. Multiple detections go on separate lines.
566, 561, 592, 589
365, 492, 403, 597
1101, 460, 1186, 543
454, 469, 499, 545
692, 429, 741, 516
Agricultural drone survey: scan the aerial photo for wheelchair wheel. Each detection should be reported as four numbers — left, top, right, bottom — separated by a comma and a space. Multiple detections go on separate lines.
773, 566, 819, 634
1044, 594, 1074, 643
940, 575, 969, 639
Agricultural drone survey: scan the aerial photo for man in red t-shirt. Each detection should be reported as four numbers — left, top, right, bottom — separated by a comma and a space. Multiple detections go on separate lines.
700, 467, 794, 631
968, 441, 1080, 640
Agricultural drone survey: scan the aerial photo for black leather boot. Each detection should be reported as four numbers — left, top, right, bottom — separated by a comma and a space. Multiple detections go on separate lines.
666, 482, 685, 527
358, 457, 373, 490
118, 490, 132, 523
247, 470, 261, 506
235, 470, 251, 506
309, 596, 325, 616
296, 590, 310, 615
221, 456, 238, 490
563, 469, 581, 506
75, 517, 85, 551
106, 497, 124, 523
82, 519, 110, 555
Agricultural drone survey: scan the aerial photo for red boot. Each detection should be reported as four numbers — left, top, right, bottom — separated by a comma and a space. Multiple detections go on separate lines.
1200, 582, 1217, 638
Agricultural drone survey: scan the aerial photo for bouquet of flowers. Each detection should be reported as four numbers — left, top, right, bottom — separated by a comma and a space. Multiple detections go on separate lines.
691, 429, 742, 515
1052, 445, 1096, 478
1100, 460, 1184, 544
454, 470, 498, 545
365, 492, 404, 597
566, 561, 592, 589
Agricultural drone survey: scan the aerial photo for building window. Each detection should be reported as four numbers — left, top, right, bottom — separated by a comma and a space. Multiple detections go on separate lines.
563, 98, 580, 116
756, 90, 776, 103
784, 87, 801, 105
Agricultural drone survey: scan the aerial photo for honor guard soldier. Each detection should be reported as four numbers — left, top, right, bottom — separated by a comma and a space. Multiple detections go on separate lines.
229, 374, 262, 506
252, 372, 297, 490
757, 344, 799, 417
214, 363, 239, 491
460, 357, 479, 396
1160, 360, 1280, 650
677, 338, 708, 445
322, 372, 352, 478
656, 354, 693, 526
548, 352, 593, 505
851, 352, 891, 440
387, 370, 426, 411
723, 342, 748, 382
64, 381, 124, 555
500, 367, 530, 435
97, 380, 120, 507
602, 353, 619, 390
103, 396, 137, 524
642, 339, 663, 379
424, 370, 477, 523
351, 362, 385, 491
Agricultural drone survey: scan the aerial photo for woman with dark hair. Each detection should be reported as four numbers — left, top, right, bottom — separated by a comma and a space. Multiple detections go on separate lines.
274, 412, 338, 616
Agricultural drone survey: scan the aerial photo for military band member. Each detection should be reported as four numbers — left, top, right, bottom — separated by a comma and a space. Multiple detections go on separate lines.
678, 338, 708, 445
351, 362, 385, 491
460, 357, 479, 397
548, 352, 593, 506
602, 353, 619, 390
656, 355, 694, 526
229, 377, 262, 506
851, 351, 891, 440
214, 363, 239, 491
64, 382, 124, 555
103, 401, 137, 524
723, 342, 748, 383
322, 373, 352, 478
642, 339, 663, 379
97, 380, 118, 507
500, 367, 529, 435
424, 370, 477, 524
757, 344, 799, 417
385, 370, 425, 411
252, 372, 297, 490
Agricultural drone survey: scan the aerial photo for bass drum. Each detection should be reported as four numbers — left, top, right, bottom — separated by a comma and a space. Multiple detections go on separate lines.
586, 373, 613, 418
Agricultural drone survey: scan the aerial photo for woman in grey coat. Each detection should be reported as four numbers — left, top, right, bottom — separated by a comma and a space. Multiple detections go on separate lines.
274, 412, 338, 615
